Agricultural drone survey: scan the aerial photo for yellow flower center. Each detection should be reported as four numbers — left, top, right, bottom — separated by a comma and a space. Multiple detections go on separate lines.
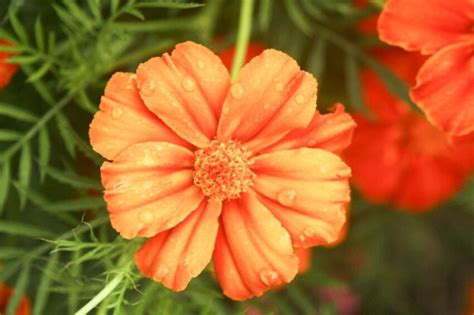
193, 140, 255, 201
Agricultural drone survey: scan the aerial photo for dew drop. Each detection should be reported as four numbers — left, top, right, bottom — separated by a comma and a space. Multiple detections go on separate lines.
259, 268, 280, 286
126, 74, 137, 90
230, 84, 244, 99
112, 180, 128, 192
303, 226, 317, 238
295, 94, 305, 104
138, 211, 154, 224
277, 189, 297, 206
157, 265, 169, 278
275, 82, 284, 91
182, 76, 196, 92
197, 60, 205, 69
111, 107, 123, 119
142, 79, 156, 96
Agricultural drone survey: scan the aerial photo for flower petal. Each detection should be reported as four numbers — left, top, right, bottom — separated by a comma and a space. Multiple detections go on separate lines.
136, 41, 231, 148
135, 200, 221, 291
345, 114, 474, 211
260, 104, 356, 155
213, 192, 298, 301
393, 154, 469, 211
100, 142, 203, 239
411, 41, 474, 140
251, 148, 350, 247
378, 0, 474, 54
89, 72, 189, 160
217, 49, 317, 152
344, 116, 404, 203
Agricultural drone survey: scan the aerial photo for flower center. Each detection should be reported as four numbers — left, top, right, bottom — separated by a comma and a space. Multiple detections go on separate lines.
193, 140, 255, 201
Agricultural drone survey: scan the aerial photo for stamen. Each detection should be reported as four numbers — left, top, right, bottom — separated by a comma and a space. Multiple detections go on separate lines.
193, 140, 255, 201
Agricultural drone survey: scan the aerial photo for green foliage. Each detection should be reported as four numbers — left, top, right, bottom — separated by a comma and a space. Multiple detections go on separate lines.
0, 0, 472, 314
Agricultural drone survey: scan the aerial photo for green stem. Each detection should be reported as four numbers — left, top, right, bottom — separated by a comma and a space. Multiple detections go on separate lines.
230, 0, 255, 80
75, 272, 125, 315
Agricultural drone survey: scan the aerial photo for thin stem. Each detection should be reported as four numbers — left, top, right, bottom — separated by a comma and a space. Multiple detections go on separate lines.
75, 272, 125, 315
230, 0, 254, 80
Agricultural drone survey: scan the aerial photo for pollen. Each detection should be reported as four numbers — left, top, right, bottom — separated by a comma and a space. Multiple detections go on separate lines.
193, 140, 255, 201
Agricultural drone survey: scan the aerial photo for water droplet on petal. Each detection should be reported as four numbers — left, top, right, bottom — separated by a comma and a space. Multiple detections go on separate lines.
111, 107, 123, 119
275, 82, 284, 91
295, 94, 305, 104
182, 76, 196, 92
112, 180, 128, 192
182, 256, 192, 267
142, 79, 156, 96
157, 265, 169, 278
138, 211, 154, 224
197, 60, 205, 69
126, 74, 137, 90
320, 166, 328, 174
277, 189, 297, 207
259, 268, 280, 286
304, 226, 317, 238
230, 84, 244, 99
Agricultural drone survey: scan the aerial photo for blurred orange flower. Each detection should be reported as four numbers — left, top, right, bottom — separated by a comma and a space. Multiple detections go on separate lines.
345, 48, 474, 211
89, 41, 355, 300
217, 42, 265, 70
378, 0, 474, 143
0, 39, 19, 89
0, 283, 30, 315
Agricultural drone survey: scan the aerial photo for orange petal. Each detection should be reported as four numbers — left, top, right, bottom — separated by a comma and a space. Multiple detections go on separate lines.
136, 41, 231, 148
345, 113, 474, 211
213, 192, 298, 300
0, 40, 19, 89
295, 248, 311, 273
135, 200, 221, 291
360, 48, 427, 122
217, 49, 317, 152
260, 104, 356, 155
89, 72, 190, 160
378, 0, 474, 55
251, 149, 350, 247
411, 41, 474, 140
217, 42, 266, 70
393, 154, 468, 211
100, 142, 203, 239
344, 116, 405, 203
0, 283, 31, 315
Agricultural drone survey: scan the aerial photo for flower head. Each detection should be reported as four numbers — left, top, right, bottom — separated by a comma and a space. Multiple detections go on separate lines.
378, 0, 474, 142
0, 39, 19, 89
0, 283, 31, 315
344, 47, 474, 211
90, 41, 355, 300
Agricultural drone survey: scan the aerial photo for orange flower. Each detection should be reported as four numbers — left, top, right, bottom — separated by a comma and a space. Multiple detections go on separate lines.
0, 283, 30, 315
345, 47, 474, 211
217, 42, 265, 70
462, 280, 474, 315
0, 39, 19, 89
89, 41, 355, 300
378, 0, 474, 142
353, 0, 379, 35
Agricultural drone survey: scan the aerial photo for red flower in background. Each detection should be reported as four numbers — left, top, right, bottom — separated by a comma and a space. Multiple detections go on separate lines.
0, 39, 19, 89
378, 0, 474, 143
217, 42, 265, 70
0, 283, 30, 315
345, 48, 474, 211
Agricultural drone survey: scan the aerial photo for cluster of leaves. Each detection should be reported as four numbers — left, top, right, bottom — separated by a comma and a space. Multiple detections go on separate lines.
0, 0, 472, 315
